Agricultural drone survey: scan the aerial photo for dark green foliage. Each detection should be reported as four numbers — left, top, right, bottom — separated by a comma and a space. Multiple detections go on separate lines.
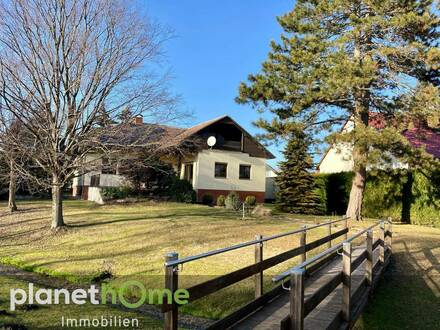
100, 186, 133, 200
245, 195, 257, 206
276, 132, 322, 214
316, 170, 440, 227
201, 194, 214, 205
165, 177, 196, 203
315, 172, 354, 215
216, 195, 226, 207
225, 191, 241, 211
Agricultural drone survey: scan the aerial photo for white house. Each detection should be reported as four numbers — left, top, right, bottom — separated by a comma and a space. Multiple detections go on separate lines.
317, 114, 440, 174
72, 115, 275, 203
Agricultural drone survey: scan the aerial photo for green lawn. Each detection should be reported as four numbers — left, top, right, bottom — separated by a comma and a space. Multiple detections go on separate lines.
354, 224, 440, 329
0, 200, 438, 328
0, 200, 341, 321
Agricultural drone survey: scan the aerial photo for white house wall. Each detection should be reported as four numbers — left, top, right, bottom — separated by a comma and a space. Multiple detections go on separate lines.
194, 149, 266, 192
318, 143, 354, 173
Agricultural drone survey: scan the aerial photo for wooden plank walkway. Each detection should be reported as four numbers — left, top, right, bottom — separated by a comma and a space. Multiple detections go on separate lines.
232, 246, 380, 330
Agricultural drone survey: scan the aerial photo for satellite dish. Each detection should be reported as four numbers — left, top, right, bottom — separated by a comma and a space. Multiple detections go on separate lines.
207, 136, 217, 148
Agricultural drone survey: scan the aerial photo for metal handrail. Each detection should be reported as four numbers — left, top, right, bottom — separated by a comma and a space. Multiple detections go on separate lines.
272, 219, 389, 283
165, 216, 348, 267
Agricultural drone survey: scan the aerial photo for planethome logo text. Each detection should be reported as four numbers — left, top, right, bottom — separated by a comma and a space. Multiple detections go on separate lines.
9, 281, 189, 311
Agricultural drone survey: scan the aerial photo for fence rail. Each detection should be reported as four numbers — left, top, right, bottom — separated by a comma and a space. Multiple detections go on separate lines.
278, 219, 393, 330
162, 217, 392, 330
163, 217, 349, 329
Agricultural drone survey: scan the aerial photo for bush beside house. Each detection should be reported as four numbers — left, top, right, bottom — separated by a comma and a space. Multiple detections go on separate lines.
245, 195, 257, 206
202, 194, 214, 205
225, 191, 241, 211
216, 195, 226, 207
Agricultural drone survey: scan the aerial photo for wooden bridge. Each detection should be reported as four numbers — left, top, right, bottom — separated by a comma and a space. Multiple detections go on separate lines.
163, 218, 392, 330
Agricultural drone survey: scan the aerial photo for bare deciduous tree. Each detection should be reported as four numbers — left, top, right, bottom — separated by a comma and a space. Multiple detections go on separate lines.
0, 0, 178, 229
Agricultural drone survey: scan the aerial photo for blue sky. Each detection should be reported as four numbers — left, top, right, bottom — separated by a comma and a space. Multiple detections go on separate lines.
145, 1, 294, 166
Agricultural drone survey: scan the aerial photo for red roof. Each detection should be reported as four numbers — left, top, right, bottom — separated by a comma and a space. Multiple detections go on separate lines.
402, 127, 440, 159
369, 112, 440, 159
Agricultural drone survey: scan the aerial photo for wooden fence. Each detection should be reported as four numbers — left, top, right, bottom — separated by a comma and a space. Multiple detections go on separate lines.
276, 219, 392, 330
162, 217, 349, 330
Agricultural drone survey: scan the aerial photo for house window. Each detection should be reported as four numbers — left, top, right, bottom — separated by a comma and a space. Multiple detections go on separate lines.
90, 174, 100, 187
101, 157, 116, 175
239, 165, 251, 180
215, 162, 227, 178
184, 163, 194, 182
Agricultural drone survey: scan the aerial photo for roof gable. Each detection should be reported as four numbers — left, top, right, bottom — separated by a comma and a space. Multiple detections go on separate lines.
99, 115, 275, 159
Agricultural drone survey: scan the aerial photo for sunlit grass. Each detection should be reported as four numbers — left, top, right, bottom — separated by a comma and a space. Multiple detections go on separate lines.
2, 200, 436, 326
354, 224, 440, 329
0, 200, 341, 319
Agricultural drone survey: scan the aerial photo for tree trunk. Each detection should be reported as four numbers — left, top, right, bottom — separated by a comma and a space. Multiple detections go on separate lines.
401, 170, 413, 224
346, 165, 367, 221
8, 160, 17, 212
51, 175, 65, 229
346, 32, 371, 221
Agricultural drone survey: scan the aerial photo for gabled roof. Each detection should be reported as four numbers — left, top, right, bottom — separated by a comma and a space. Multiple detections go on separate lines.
99, 115, 275, 159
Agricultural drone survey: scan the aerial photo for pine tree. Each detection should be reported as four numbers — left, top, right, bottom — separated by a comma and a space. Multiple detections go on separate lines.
276, 130, 322, 214
237, 0, 440, 220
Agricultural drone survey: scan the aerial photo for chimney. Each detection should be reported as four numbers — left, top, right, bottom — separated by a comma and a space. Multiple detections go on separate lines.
134, 115, 143, 125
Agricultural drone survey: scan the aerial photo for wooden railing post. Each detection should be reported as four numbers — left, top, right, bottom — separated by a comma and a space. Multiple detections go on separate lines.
342, 242, 352, 325
327, 223, 332, 249
255, 234, 263, 298
387, 217, 393, 254
366, 230, 373, 290
379, 221, 385, 265
164, 252, 179, 330
344, 217, 349, 240
300, 226, 307, 264
290, 269, 305, 330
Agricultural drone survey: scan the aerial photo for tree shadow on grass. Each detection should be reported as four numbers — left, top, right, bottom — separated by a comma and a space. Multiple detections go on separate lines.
66, 209, 241, 228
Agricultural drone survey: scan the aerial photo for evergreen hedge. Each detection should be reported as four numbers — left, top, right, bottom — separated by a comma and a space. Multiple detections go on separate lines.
315, 170, 440, 228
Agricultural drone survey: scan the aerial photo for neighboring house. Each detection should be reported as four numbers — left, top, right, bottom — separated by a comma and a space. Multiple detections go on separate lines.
265, 164, 279, 201
317, 114, 440, 174
72, 115, 275, 203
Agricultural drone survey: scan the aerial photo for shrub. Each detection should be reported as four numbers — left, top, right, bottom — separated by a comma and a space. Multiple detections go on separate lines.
216, 195, 226, 207
202, 194, 214, 205
100, 186, 132, 200
182, 191, 197, 204
165, 177, 196, 203
245, 195, 257, 206
225, 191, 241, 211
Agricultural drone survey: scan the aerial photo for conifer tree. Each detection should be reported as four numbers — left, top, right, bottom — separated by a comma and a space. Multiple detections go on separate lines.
276, 130, 322, 214
237, 0, 440, 220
